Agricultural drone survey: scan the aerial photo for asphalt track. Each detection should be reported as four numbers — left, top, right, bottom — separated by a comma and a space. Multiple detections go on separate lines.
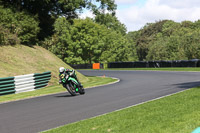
1, 70, 200, 133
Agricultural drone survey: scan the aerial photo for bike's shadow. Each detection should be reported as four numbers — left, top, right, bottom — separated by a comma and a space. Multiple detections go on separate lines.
55, 94, 74, 98
55, 93, 81, 98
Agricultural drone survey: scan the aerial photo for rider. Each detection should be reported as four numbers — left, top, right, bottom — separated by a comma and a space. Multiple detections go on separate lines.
59, 67, 83, 88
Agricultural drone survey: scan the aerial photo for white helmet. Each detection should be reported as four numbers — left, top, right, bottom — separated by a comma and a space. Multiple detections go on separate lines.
59, 67, 65, 73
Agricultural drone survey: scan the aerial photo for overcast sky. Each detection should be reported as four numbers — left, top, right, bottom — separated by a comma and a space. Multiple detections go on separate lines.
80, 0, 200, 32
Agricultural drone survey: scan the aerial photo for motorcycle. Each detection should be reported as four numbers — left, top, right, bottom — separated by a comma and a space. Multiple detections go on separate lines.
60, 73, 85, 96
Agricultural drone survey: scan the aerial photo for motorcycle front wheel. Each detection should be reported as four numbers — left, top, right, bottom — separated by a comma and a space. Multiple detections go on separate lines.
65, 82, 76, 96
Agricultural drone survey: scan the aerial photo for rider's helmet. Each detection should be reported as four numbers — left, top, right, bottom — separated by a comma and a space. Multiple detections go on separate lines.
59, 67, 65, 73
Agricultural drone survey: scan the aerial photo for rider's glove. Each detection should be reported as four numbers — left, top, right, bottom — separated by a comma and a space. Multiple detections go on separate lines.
59, 80, 62, 84
70, 70, 75, 76
70, 73, 73, 76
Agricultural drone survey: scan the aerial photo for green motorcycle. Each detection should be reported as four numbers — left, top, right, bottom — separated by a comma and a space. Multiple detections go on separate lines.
60, 73, 85, 96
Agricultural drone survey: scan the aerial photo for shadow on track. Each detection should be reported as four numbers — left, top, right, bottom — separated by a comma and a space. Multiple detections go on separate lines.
174, 81, 200, 89
55, 94, 74, 98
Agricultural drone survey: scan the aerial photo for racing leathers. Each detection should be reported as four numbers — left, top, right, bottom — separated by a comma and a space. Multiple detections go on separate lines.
59, 69, 83, 87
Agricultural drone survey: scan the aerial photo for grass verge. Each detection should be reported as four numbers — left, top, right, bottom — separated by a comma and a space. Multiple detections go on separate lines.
44, 87, 200, 133
0, 76, 117, 103
81, 67, 200, 72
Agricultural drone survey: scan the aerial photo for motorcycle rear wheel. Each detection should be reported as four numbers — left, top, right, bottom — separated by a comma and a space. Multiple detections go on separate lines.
79, 86, 85, 95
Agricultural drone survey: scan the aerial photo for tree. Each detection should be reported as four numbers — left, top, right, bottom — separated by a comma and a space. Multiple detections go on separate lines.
42, 17, 72, 60
45, 17, 132, 64
135, 20, 172, 61
66, 18, 107, 64
95, 13, 127, 35
142, 20, 200, 61
99, 30, 130, 62
0, 0, 117, 40
126, 31, 139, 61
146, 37, 169, 60
0, 6, 40, 45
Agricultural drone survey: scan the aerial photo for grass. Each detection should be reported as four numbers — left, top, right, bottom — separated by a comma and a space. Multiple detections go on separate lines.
0, 76, 118, 103
44, 87, 200, 133
0, 45, 87, 85
80, 67, 200, 72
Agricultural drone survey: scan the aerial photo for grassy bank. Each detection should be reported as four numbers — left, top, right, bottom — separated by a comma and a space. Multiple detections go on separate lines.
0, 45, 87, 85
0, 76, 118, 103
44, 87, 200, 133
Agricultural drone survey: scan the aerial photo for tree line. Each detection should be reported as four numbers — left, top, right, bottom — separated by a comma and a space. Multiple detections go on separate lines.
127, 20, 200, 61
0, 0, 200, 64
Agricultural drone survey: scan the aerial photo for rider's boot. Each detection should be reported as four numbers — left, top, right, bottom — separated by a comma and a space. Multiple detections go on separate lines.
78, 81, 83, 88
76, 78, 83, 88
79, 83, 83, 88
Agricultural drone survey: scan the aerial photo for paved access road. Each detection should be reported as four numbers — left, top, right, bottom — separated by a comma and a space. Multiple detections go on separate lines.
1, 70, 200, 133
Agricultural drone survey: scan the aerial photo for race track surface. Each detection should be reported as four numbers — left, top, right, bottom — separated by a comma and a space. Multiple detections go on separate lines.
1, 70, 200, 133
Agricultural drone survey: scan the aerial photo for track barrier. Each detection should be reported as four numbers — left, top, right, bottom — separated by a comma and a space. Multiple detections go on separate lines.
0, 71, 51, 96
69, 60, 200, 69
70, 63, 104, 69
108, 59, 200, 68
93, 63, 100, 69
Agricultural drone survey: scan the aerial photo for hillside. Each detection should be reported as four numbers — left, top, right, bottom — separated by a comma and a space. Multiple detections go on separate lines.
0, 45, 88, 85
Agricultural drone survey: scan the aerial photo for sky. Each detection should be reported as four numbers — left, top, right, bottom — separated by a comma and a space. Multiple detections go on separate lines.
80, 0, 200, 32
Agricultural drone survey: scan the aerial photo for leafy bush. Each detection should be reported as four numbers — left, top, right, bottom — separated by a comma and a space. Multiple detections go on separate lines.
0, 6, 40, 45
0, 25, 20, 45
